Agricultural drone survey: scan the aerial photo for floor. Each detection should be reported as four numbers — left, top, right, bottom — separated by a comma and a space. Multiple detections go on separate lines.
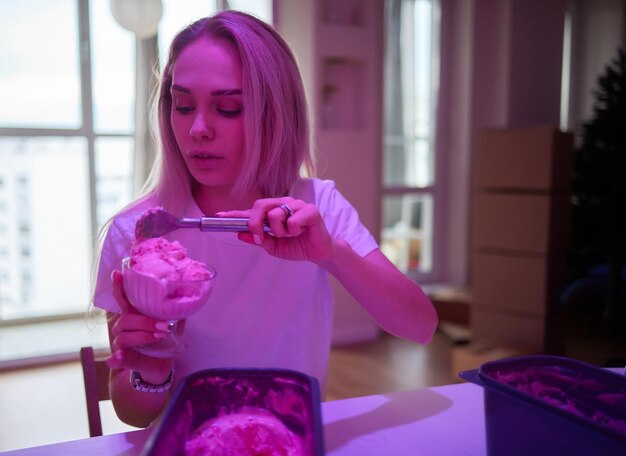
0, 330, 460, 452
326, 328, 458, 401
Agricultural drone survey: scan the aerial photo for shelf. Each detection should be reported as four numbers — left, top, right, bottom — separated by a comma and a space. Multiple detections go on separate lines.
317, 23, 370, 58
320, 57, 365, 130
321, 0, 364, 27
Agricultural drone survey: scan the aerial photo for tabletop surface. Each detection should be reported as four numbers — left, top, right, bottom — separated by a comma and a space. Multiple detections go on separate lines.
1, 382, 486, 456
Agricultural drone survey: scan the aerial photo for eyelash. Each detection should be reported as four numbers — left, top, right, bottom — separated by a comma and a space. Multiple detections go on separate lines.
174, 107, 242, 118
218, 108, 242, 118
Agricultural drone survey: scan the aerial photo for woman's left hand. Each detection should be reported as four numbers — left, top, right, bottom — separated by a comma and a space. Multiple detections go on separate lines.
217, 198, 333, 263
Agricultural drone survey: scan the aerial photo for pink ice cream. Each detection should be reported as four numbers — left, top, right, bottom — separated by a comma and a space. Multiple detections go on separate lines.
184, 407, 305, 456
489, 366, 626, 435
129, 237, 211, 284
123, 237, 214, 320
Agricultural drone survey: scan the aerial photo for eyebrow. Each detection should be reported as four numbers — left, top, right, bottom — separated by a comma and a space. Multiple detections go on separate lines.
171, 84, 242, 96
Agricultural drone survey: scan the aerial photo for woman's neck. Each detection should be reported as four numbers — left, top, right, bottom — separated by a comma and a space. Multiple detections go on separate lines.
193, 185, 263, 215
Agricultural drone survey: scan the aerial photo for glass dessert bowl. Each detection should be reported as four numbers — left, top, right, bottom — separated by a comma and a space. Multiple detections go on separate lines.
122, 257, 216, 357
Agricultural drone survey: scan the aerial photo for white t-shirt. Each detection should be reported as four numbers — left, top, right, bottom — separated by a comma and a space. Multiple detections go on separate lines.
94, 178, 377, 389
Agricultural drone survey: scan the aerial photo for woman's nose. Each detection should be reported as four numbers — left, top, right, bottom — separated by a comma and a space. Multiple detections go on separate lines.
190, 113, 215, 140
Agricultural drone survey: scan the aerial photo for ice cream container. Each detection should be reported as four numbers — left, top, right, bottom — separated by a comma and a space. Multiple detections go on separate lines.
459, 355, 626, 456
142, 368, 325, 456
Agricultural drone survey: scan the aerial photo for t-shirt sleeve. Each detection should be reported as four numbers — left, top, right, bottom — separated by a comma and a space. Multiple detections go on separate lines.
93, 217, 136, 313
313, 179, 379, 257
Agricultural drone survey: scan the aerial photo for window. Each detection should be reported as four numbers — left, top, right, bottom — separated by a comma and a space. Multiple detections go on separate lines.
381, 0, 440, 279
0, 1, 271, 360
0, 0, 119, 320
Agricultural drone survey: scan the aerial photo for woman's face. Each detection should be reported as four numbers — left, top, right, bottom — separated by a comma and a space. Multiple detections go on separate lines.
170, 37, 245, 192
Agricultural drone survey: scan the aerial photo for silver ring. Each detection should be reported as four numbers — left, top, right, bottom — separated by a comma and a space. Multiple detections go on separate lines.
278, 203, 293, 219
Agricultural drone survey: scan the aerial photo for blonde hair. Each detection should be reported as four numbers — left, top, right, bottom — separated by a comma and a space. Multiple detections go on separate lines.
90, 11, 315, 308
142, 10, 315, 214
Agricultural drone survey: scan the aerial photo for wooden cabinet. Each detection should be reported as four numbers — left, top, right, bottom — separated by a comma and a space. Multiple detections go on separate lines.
470, 126, 573, 352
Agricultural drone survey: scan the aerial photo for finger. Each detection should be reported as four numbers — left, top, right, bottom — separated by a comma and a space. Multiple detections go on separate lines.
237, 231, 266, 246
112, 330, 167, 352
106, 347, 174, 373
247, 199, 274, 235
267, 205, 291, 237
251, 198, 300, 237
282, 202, 320, 237
215, 209, 251, 218
106, 348, 125, 369
217, 207, 275, 238
111, 313, 169, 338
111, 270, 135, 314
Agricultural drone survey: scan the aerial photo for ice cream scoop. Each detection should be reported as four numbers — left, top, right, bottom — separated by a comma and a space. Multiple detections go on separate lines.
136, 207, 272, 240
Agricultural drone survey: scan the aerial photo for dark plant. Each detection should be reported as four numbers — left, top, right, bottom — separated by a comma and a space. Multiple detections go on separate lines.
570, 47, 626, 328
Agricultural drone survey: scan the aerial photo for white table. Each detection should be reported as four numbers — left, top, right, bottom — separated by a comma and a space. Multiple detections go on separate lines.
1, 382, 486, 455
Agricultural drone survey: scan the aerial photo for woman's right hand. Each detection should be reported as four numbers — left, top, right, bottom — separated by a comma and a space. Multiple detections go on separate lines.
106, 270, 174, 383
101, 271, 175, 428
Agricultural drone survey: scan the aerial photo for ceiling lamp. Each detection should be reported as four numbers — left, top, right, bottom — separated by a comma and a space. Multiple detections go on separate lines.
110, 0, 163, 39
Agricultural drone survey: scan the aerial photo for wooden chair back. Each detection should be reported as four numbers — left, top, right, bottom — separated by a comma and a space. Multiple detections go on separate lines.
79, 346, 111, 437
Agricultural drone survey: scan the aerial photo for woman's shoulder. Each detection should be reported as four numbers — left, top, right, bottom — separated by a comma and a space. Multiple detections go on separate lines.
290, 177, 338, 203
107, 194, 160, 238
118, 194, 159, 216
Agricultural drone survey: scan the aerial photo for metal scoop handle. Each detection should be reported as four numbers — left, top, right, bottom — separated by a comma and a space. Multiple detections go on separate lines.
190, 217, 271, 233
172, 217, 271, 233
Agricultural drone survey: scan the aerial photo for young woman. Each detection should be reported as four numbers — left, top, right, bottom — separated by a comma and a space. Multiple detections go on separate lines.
93, 10, 437, 428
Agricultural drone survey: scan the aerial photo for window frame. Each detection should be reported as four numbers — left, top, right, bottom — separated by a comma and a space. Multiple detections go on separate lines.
0, 0, 274, 326
381, 0, 443, 284
0, 0, 132, 323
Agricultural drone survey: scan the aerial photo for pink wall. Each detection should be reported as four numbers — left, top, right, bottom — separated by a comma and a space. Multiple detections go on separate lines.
508, 0, 567, 127
470, 0, 568, 130
471, 0, 511, 128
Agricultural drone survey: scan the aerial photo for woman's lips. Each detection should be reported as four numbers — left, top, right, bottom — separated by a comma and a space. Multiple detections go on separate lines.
190, 151, 223, 159
188, 152, 225, 169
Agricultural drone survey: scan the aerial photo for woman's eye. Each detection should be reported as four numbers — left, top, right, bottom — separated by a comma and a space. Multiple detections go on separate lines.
175, 106, 194, 114
217, 108, 242, 118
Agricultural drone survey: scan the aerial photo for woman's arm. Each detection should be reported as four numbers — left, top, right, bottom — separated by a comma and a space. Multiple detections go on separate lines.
222, 197, 438, 343
318, 241, 438, 344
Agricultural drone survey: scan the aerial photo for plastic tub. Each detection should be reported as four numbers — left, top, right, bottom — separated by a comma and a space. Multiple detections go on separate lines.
459, 355, 626, 456
142, 368, 324, 456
